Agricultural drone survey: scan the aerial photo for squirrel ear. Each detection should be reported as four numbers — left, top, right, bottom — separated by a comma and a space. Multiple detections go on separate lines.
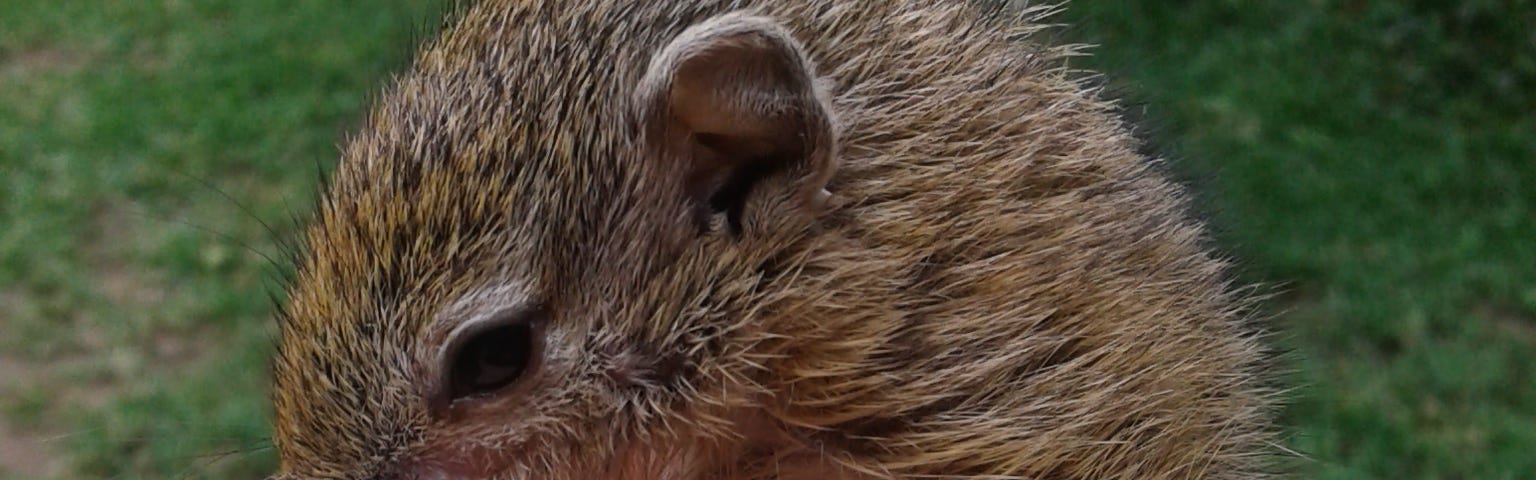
634, 12, 836, 232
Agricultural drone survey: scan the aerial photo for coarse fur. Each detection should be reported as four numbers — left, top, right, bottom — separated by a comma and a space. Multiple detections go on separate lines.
270, 0, 1275, 479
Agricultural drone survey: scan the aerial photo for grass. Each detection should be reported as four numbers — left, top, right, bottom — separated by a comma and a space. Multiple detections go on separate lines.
1060, 1, 1536, 478
0, 0, 1531, 478
0, 1, 447, 477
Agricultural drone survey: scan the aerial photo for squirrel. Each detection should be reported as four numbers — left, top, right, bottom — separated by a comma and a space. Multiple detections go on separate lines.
269, 0, 1275, 479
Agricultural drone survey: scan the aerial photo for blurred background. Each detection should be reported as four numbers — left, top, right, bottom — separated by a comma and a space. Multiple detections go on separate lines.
0, 0, 1531, 478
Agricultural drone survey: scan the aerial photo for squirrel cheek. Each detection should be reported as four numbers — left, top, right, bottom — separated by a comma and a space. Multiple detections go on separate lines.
406, 437, 520, 480
401, 456, 496, 480
602, 345, 688, 393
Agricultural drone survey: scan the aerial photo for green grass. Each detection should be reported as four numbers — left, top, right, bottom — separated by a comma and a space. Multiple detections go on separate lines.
0, 0, 1531, 478
1059, 1, 1536, 478
0, 1, 446, 477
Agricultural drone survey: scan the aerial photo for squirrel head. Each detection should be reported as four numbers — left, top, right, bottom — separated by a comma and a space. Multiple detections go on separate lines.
271, 8, 842, 479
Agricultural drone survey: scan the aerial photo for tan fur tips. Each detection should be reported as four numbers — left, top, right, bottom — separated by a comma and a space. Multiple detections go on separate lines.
273, 1, 1273, 478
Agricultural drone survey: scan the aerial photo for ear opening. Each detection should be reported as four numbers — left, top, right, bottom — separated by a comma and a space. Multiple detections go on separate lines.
634, 12, 836, 234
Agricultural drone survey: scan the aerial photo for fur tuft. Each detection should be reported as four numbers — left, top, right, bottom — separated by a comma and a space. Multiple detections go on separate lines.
271, 1, 1277, 479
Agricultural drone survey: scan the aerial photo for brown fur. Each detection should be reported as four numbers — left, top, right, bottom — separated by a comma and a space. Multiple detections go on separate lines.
270, 1, 1275, 479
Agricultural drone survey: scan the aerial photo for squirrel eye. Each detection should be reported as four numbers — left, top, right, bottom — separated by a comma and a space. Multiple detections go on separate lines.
444, 313, 537, 402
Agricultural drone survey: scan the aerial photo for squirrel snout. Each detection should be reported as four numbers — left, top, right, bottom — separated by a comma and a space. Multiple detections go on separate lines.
273, 470, 455, 480
404, 470, 453, 480
370, 465, 457, 480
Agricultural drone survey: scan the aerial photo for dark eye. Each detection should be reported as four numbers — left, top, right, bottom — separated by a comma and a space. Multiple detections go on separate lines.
445, 313, 537, 402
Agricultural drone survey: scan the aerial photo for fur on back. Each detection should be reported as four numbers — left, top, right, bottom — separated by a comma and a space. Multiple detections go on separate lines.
271, 1, 1274, 479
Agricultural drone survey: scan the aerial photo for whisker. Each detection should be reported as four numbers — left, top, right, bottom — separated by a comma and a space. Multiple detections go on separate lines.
124, 208, 287, 276
173, 440, 274, 480
166, 168, 299, 258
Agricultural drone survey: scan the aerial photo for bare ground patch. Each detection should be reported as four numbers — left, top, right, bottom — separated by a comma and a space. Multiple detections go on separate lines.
0, 45, 90, 76
0, 305, 66, 479
1478, 303, 1536, 346
0, 200, 218, 479
0, 416, 63, 479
